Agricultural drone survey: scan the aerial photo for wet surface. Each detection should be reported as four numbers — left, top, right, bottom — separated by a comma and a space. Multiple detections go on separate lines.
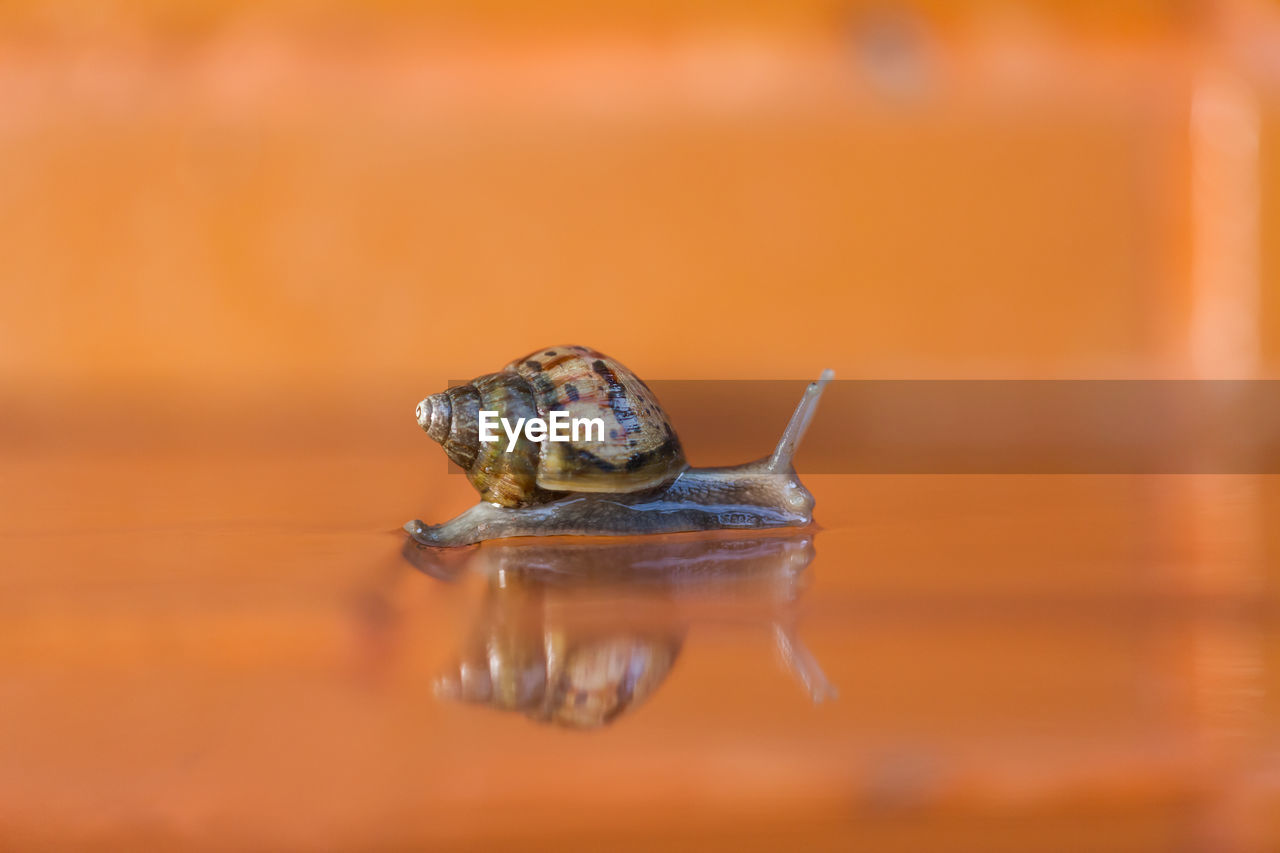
3, 4, 1279, 847
401, 531, 832, 729
3, 430, 1278, 850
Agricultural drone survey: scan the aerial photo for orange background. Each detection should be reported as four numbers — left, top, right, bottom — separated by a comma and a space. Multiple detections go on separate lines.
3, 1, 1280, 850
2, 0, 1278, 402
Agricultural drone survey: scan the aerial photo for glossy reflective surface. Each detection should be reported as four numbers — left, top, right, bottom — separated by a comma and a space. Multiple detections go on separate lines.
404, 532, 832, 728
4, 427, 1279, 849
5, 2, 1280, 847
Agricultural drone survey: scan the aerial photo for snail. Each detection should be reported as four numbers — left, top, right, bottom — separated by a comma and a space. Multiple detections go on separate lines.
414, 531, 834, 729
406, 345, 834, 547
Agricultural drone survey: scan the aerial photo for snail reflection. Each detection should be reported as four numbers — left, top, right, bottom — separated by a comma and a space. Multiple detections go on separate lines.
403, 532, 835, 730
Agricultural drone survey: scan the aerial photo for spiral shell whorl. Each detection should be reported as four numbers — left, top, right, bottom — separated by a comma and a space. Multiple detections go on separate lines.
417, 384, 480, 472
416, 394, 451, 444
417, 375, 546, 507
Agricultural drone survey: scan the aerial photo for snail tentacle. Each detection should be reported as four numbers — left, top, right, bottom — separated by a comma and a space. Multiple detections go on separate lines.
767, 369, 834, 473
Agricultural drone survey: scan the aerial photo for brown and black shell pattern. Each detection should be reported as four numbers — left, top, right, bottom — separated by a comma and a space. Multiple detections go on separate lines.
418, 346, 687, 508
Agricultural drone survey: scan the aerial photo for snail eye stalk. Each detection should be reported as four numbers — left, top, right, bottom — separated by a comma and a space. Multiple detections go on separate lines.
767, 369, 834, 473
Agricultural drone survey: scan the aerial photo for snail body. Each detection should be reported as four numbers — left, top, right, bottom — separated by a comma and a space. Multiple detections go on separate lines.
408, 345, 832, 548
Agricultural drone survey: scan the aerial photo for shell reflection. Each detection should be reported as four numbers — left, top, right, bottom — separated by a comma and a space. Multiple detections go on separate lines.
403, 532, 833, 730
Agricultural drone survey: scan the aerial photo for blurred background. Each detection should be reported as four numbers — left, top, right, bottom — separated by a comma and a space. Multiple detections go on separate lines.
2, 0, 1280, 850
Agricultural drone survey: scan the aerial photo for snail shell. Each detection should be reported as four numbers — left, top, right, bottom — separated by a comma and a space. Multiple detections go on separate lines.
417, 345, 686, 508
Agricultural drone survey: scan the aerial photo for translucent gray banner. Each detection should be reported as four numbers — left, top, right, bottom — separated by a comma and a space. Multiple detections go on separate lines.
440, 380, 1279, 474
